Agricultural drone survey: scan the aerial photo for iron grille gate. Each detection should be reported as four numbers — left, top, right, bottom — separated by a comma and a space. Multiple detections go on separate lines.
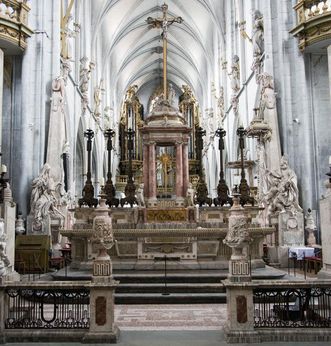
4, 287, 90, 329
253, 287, 331, 328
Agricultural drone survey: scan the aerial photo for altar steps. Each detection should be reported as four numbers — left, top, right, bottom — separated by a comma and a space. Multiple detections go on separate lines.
113, 271, 227, 304
51, 266, 286, 304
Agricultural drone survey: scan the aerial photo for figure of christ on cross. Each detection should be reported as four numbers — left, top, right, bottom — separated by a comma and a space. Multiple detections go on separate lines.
146, 3, 183, 100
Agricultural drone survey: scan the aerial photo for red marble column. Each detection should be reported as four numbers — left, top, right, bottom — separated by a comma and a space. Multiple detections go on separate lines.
149, 142, 156, 199
182, 142, 189, 196
176, 142, 183, 197
143, 143, 149, 198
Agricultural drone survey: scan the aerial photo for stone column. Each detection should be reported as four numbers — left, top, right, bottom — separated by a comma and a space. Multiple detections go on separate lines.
142, 143, 149, 198
148, 142, 157, 206
318, 180, 331, 279
0, 49, 3, 160
175, 141, 184, 206
182, 142, 189, 197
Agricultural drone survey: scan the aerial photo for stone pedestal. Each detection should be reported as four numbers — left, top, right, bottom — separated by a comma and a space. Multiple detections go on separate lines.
223, 281, 258, 343
0, 187, 19, 281
318, 182, 331, 279
83, 277, 120, 344
278, 211, 304, 246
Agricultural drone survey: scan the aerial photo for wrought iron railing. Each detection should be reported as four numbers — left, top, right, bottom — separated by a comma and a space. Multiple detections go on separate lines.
254, 285, 331, 328
4, 286, 90, 329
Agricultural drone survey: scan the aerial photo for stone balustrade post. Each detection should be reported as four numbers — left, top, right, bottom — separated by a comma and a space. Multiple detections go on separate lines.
222, 281, 257, 343
83, 279, 120, 343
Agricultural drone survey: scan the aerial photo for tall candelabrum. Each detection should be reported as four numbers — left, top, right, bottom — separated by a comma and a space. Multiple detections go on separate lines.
79, 129, 98, 207
214, 128, 233, 206
104, 128, 119, 207
237, 125, 254, 207
195, 126, 211, 206
120, 128, 137, 207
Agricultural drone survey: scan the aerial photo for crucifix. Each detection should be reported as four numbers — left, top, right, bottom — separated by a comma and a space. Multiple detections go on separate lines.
147, 3, 183, 100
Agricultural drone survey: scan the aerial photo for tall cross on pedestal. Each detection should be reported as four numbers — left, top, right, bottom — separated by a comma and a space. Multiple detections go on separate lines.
146, 3, 183, 100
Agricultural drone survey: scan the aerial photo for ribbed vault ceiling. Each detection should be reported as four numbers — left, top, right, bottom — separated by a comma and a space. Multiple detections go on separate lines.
91, 0, 224, 109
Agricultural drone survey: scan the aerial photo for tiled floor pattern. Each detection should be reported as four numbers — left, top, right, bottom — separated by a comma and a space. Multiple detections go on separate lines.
115, 304, 227, 330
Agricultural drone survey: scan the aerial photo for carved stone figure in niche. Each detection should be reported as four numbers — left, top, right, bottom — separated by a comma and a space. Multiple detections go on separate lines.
265, 156, 302, 215
136, 183, 145, 207
251, 10, 264, 77
30, 164, 64, 231
229, 55, 240, 93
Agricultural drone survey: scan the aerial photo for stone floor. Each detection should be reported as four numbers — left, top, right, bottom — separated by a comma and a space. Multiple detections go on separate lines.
115, 304, 227, 330
3, 330, 331, 346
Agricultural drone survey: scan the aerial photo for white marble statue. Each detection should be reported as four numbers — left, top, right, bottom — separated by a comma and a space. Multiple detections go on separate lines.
258, 72, 281, 171
46, 75, 67, 187
265, 156, 302, 216
94, 79, 104, 120
79, 57, 94, 114
229, 55, 240, 93
60, 15, 77, 61
251, 10, 264, 78
30, 163, 64, 232
136, 183, 145, 207
168, 83, 176, 106
0, 242, 10, 277
186, 183, 195, 206
217, 86, 225, 124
